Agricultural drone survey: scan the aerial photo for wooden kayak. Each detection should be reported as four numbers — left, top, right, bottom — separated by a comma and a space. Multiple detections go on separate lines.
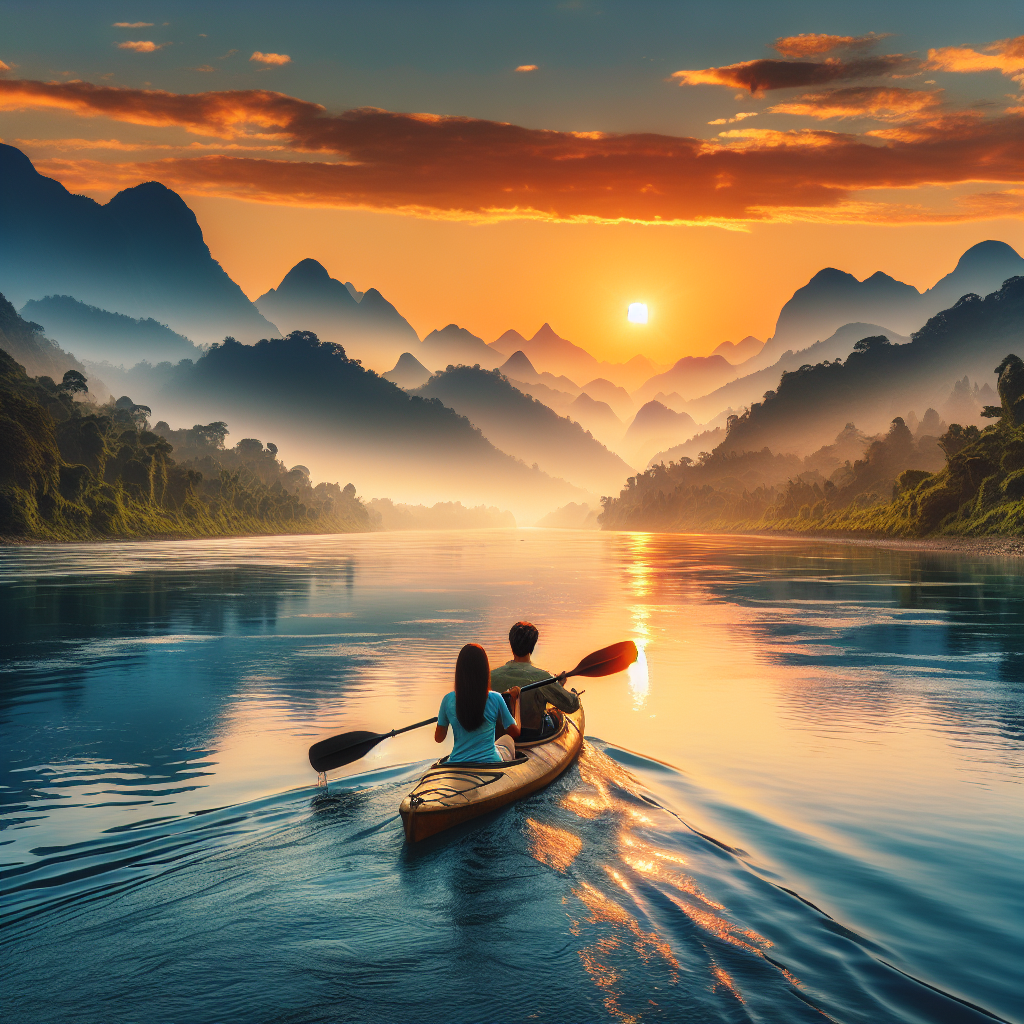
399, 704, 585, 843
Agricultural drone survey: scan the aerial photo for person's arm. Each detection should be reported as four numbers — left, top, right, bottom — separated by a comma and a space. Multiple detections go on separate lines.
435, 694, 451, 744
498, 687, 521, 739
537, 674, 581, 714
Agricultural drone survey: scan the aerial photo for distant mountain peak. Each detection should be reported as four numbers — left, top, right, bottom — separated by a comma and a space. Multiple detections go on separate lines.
499, 350, 538, 379
276, 258, 337, 291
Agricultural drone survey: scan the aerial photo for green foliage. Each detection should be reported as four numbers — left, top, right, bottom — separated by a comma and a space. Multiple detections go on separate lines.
599, 355, 1024, 539
0, 347, 373, 541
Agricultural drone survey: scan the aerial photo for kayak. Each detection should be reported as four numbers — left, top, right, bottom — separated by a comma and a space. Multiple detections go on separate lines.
399, 703, 585, 842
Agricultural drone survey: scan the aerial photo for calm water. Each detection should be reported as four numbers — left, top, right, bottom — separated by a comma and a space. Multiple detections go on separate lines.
1, 530, 1021, 1024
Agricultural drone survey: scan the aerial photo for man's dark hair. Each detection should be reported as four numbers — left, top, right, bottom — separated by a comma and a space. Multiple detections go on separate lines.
509, 621, 539, 657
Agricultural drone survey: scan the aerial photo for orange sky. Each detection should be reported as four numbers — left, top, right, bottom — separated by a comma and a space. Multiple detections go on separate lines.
1, 22, 1021, 362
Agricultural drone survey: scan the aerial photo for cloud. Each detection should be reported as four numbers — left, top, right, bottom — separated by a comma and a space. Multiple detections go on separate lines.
250, 52, 291, 66
773, 33, 890, 57
117, 41, 163, 53
189, 65, 217, 73
769, 87, 944, 121
673, 54, 921, 94
707, 112, 758, 125
112, 22, 153, 28
2, 79, 1019, 225
15, 136, 287, 153
0, 60, 10, 73
928, 36, 1024, 83
515, 65, 538, 73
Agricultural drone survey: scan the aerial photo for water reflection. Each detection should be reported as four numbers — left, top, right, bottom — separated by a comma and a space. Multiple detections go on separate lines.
0, 531, 1021, 1024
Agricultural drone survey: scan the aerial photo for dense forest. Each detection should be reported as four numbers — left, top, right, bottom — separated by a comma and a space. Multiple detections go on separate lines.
0, 347, 374, 542
600, 354, 1024, 537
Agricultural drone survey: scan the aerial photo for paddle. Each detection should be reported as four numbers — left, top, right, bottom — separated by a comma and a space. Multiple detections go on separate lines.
307, 640, 638, 775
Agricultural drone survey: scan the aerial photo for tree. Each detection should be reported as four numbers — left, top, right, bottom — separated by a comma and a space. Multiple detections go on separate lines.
192, 421, 229, 449
58, 370, 88, 396
853, 335, 891, 352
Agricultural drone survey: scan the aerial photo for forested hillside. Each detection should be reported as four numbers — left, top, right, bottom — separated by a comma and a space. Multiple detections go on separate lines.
599, 355, 1023, 538
0, 349, 373, 542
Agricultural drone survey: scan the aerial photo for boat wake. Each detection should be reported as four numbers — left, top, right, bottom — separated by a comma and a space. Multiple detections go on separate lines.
0, 743, 1009, 1024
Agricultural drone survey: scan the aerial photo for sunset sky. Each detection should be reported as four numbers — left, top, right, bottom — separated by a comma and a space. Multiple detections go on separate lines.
1, 0, 1021, 363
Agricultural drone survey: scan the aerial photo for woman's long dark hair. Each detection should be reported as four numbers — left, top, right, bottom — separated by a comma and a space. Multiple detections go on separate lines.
454, 643, 490, 731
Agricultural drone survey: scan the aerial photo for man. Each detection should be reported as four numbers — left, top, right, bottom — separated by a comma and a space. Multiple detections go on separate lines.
489, 621, 580, 739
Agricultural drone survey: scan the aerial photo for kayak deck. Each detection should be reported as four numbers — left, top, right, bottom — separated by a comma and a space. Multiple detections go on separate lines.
399, 704, 584, 842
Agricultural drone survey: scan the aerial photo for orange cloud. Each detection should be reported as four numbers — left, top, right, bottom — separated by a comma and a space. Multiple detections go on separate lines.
515, 65, 539, 73
113, 22, 153, 28
769, 87, 943, 121
672, 54, 920, 95
250, 52, 291, 65
773, 33, 890, 57
2, 79, 1020, 225
0, 60, 10, 73
928, 36, 1024, 83
707, 111, 758, 125
117, 41, 163, 53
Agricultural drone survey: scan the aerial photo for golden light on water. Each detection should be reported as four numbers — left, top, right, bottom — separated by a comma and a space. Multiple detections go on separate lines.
627, 302, 648, 324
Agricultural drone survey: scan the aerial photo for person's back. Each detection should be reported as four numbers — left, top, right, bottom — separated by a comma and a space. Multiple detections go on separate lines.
435, 643, 521, 763
489, 621, 580, 736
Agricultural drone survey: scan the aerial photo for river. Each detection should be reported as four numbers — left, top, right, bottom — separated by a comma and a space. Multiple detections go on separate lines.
1, 530, 1020, 1023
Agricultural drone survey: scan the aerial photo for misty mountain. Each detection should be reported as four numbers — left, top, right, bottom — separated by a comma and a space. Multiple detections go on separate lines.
685, 323, 909, 422
635, 354, 737, 404
384, 352, 431, 389
720, 277, 1024, 457
623, 400, 699, 466
21, 295, 202, 367
255, 259, 419, 370
0, 290, 98, 390
498, 350, 581, 393
581, 378, 635, 419
128, 331, 585, 519
648, 426, 727, 468
420, 325, 505, 371
414, 364, 633, 493
491, 324, 659, 391
0, 144, 277, 346
758, 240, 1024, 363
567, 392, 624, 444
712, 336, 763, 364
503, 376, 577, 415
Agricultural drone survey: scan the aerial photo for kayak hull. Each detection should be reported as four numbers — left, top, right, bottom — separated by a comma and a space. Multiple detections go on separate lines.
399, 704, 584, 843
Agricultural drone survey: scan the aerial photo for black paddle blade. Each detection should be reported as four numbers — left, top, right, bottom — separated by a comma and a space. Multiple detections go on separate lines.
570, 640, 638, 678
309, 730, 386, 774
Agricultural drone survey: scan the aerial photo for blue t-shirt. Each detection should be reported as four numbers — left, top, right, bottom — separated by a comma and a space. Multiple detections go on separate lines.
438, 690, 515, 763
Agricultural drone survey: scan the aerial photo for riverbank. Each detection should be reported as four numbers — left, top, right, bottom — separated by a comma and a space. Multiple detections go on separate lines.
737, 530, 1024, 558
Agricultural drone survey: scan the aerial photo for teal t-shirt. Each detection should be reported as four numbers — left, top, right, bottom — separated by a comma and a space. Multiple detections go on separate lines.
438, 690, 515, 763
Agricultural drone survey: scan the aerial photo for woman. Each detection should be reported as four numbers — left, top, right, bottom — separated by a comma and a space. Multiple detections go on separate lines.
435, 643, 521, 762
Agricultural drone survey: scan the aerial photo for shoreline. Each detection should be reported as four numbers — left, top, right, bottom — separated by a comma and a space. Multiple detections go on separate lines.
2, 527, 1022, 558
733, 530, 1024, 558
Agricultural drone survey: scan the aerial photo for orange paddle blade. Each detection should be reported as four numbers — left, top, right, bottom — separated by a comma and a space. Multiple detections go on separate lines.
569, 640, 638, 678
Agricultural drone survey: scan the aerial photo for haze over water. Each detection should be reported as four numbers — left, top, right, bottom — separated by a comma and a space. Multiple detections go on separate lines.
1, 531, 1020, 1023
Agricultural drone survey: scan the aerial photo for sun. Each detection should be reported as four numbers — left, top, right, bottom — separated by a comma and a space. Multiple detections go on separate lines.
627, 302, 648, 324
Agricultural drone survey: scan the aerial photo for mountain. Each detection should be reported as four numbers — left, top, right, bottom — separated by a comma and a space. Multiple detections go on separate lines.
634, 354, 737, 404
684, 323, 910, 422
0, 144, 277, 346
623, 401, 699, 466
414, 365, 633, 493
713, 336, 763, 364
383, 352, 431, 390
647, 426, 727, 468
503, 376, 576, 415
720, 277, 1024, 457
255, 259, 419, 370
122, 331, 585, 520
20, 295, 202, 366
567, 392, 624, 446
581, 378, 635, 419
756, 241, 1024, 364
490, 323, 659, 391
498, 349, 581, 393
0, 290, 99, 390
420, 324, 505, 371
498, 350, 539, 381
